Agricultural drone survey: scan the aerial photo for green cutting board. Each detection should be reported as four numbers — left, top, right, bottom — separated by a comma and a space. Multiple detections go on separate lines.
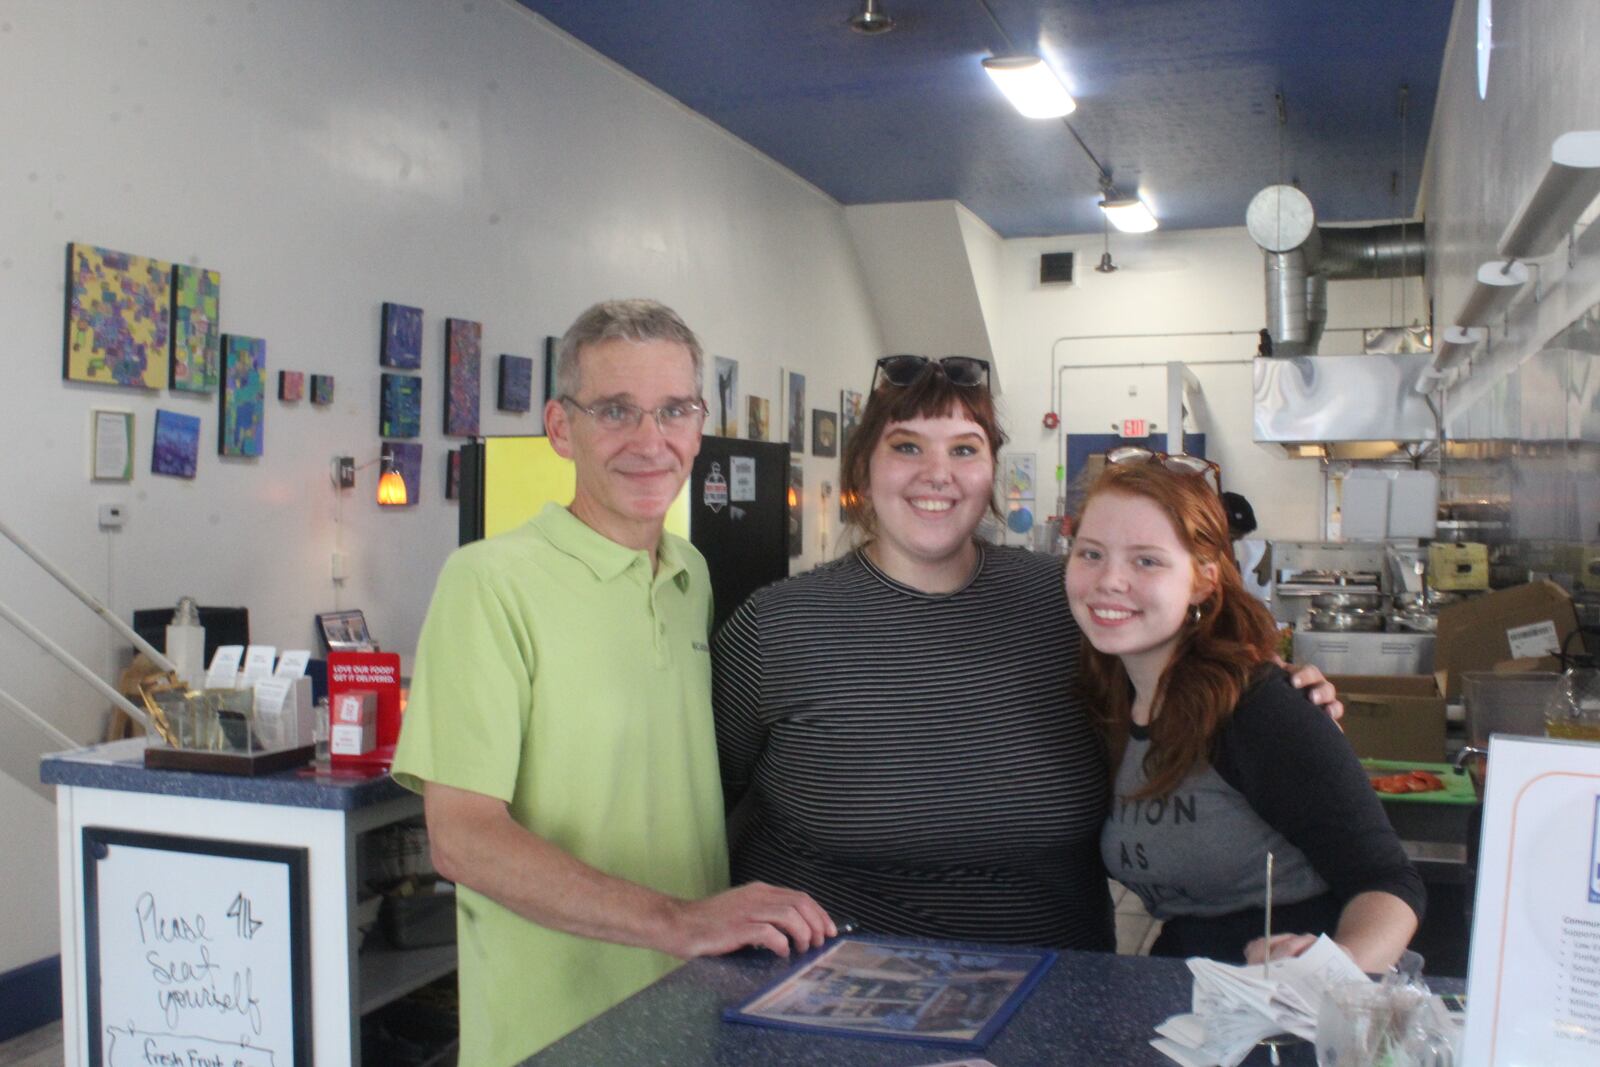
1361, 759, 1479, 805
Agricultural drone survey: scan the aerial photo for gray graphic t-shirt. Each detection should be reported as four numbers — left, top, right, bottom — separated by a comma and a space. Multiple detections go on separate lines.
1101, 731, 1328, 920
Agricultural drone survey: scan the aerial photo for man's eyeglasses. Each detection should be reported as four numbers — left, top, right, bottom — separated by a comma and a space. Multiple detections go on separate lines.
559, 395, 707, 435
872, 355, 991, 391
1106, 446, 1222, 490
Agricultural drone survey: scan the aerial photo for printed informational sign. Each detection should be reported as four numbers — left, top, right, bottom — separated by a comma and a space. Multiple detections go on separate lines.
83, 828, 310, 1067
703, 461, 729, 512
1463, 735, 1600, 1065
1120, 418, 1148, 438
730, 456, 756, 502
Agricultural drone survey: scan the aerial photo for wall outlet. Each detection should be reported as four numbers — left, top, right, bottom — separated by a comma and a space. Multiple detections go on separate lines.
98, 504, 126, 529
335, 456, 355, 489
331, 551, 349, 582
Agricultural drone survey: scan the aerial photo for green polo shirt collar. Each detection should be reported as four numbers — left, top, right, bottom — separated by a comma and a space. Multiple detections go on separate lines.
533, 502, 691, 589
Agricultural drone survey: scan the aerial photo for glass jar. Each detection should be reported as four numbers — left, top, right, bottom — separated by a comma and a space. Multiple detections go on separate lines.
1545, 668, 1600, 742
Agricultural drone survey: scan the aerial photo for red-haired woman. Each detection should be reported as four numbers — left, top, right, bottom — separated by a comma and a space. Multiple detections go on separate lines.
1065, 456, 1422, 970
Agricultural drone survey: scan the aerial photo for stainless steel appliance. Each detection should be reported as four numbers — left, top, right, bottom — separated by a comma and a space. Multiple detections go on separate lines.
1269, 541, 1388, 626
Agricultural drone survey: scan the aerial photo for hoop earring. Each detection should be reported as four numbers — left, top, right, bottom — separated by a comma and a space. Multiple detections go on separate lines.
1189, 603, 1203, 625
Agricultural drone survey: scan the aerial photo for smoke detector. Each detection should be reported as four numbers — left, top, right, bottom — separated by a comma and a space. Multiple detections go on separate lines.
848, 0, 895, 34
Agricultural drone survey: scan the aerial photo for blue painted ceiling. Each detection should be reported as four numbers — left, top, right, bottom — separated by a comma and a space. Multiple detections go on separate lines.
516, 0, 1456, 238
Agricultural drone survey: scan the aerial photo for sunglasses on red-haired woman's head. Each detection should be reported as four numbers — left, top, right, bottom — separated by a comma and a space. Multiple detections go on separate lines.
1105, 446, 1222, 491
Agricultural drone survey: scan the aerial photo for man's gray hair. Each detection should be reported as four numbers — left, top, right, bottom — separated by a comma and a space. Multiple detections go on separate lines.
555, 299, 704, 400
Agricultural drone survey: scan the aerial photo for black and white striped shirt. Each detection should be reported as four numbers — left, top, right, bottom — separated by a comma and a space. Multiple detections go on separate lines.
713, 544, 1115, 950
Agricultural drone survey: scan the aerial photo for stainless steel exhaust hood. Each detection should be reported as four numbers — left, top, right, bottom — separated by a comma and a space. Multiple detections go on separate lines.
1253, 353, 1439, 457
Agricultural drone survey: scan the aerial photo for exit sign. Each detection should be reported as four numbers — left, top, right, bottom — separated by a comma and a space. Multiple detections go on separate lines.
1120, 419, 1147, 438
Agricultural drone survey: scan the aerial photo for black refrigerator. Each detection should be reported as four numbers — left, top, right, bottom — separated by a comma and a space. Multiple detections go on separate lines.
688, 436, 792, 629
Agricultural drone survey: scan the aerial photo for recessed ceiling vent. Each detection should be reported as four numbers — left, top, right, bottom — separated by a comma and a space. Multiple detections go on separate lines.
1040, 251, 1075, 285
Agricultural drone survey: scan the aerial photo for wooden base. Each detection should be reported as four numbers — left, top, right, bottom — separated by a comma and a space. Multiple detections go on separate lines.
143, 744, 316, 776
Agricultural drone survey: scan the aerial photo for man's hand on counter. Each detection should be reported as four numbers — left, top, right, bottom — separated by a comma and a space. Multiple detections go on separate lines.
660, 882, 836, 960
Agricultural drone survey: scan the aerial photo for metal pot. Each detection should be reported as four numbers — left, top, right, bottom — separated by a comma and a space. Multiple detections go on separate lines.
1307, 607, 1386, 632
1388, 611, 1438, 633
1311, 590, 1386, 611
1392, 590, 1459, 611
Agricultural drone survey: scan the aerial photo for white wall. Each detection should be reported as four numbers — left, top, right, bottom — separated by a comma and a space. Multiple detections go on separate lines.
0, 0, 882, 972
985, 226, 1427, 541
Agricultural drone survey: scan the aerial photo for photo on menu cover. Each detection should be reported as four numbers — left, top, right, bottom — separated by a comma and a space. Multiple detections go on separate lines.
724, 938, 1054, 1049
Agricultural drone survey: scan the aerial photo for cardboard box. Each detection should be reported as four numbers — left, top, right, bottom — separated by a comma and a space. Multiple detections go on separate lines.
1434, 580, 1579, 700
1328, 674, 1448, 763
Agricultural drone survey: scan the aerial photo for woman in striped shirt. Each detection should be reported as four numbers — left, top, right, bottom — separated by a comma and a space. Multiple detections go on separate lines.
712, 356, 1337, 950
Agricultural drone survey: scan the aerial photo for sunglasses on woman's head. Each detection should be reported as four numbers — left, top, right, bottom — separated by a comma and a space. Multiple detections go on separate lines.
872, 355, 991, 391
1106, 446, 1222, 490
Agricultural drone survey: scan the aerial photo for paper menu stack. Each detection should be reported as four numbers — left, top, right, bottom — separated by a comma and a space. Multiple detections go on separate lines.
1151, 936, 1368, 1067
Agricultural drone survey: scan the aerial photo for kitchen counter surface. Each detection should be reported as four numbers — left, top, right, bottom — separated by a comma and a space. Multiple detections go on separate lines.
521, 943, 1466, 1066
39, 737, 405, 810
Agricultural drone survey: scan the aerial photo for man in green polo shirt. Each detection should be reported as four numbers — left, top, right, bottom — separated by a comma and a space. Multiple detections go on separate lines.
391, 300, 833, 1066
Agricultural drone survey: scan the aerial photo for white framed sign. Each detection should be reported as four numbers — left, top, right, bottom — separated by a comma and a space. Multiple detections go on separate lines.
1463, 736, 1600, 1064
83, 828, 311, 1067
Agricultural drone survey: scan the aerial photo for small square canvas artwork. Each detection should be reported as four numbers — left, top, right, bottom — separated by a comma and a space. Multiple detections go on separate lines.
170, 264, 220, 393
446, 448, 461, 501
812, 409, 838, 457
152, 409, 201, 478
498, 354, 533, 413
219, 334, 265, 457
382, 441, 422, 507
380, 302, 424, 369
712, 356, 739, 437
380, 372, 422, 438
747, 396, 769, 442
278, 370, 304, 402
786, 371, 806, 453
444, 318, 482, 437
64, 243, 172, 389
840, 389, 864, 453
310, 374, 335, 405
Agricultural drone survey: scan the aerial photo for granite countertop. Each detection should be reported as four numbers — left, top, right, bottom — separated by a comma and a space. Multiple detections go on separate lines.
39, 738, 409, 811
521, 944, 1466, 1066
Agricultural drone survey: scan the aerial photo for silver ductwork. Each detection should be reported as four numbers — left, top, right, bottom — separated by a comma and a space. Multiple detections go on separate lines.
1247, 186, 1426, 356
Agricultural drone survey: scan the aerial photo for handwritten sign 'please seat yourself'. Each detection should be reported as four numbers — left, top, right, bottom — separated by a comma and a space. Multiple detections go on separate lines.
83, 829, 311, 1067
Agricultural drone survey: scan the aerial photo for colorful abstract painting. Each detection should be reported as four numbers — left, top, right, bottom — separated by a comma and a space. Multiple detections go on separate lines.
497, 354, 533, 413
310, 374, 335, 405
278, 370, 304, 402
381, 302, 424, 369
747, 396, 769, 442
219, 334, 265, 457
812, 409, 838, 457
152, 409, 201, 478
713, 356, 739, 437
444, 318, 482, 437
380, 372, 422, 437
170, 264, 220, 393
64, 243, 172, 389
382, 441, 422, 507
446, 448, 461, 501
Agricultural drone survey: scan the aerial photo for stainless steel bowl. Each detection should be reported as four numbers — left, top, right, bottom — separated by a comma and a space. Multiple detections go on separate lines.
1310, 590, 1386, 611
1307, 607, 1387, 632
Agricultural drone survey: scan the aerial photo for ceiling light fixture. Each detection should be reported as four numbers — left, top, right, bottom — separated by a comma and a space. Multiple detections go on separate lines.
1455, 259, 1529, 327
1099, 195, 1158, 233
981, 55, 1076, 118
847, 0, 895, 35
1095, 215, 1118, 273
1496, 130, 1600, 260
